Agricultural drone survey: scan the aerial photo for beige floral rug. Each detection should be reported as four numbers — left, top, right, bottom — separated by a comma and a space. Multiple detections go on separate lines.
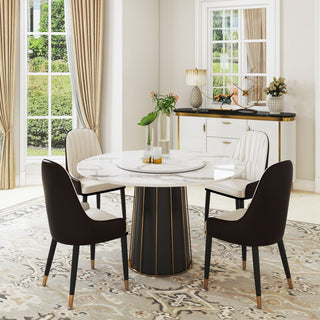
0, 193, 319, 320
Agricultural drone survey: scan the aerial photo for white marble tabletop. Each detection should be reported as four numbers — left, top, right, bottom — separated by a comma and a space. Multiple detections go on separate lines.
77, 150, 245, 187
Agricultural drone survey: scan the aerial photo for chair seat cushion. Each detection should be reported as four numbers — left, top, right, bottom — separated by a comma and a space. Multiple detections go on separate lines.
205, 178, 252, 198
213, 208, 247, 221
85, 208, 118, 221
80, 178, 123, 194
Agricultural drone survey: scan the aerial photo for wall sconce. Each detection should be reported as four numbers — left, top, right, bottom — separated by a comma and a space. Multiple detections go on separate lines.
186, 68, 207, 109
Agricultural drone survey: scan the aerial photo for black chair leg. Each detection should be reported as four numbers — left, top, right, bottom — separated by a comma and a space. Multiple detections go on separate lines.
82, 195, 87, 203
90, 244, 95, 269
96, 193, 101, 209
278, 239, 293, 289
121, 235, 129, 290
204, 190, 211, 221
42, 239, 57, 286
236, 199, 247, 270
252, 246, 262, 309
69, 245, 80, 309
120, 188, 127, 220
204, 234, 212, 290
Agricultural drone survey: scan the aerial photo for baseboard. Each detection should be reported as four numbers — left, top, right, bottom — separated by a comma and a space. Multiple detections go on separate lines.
293, 179, 315, 192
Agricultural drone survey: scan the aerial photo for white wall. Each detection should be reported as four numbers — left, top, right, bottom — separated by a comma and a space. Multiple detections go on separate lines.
160, 0, 316, 183
122, 0, 160, 150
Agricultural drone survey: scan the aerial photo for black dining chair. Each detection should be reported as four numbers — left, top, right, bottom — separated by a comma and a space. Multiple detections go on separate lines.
204, 130, 269, 270
204, 160, 293, 309
41, 159, 129, 309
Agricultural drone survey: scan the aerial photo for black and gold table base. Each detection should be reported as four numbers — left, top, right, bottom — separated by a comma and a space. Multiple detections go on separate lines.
129, 187, 192, 276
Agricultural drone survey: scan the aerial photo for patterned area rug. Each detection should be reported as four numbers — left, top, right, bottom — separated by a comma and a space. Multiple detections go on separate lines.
0, 194, 319, 320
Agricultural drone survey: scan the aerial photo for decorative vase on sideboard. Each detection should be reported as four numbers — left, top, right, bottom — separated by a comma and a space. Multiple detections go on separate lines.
267, 96, 284, 114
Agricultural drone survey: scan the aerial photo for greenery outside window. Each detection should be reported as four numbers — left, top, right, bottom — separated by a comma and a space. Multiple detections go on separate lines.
196, 0, 280, 108
25, 0, 72, 157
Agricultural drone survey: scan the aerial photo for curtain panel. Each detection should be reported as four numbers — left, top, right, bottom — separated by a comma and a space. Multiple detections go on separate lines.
0, 0, 18, 189
66, 0, 104, 138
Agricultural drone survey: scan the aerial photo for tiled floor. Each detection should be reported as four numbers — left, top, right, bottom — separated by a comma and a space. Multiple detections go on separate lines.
1, 185, 320, 224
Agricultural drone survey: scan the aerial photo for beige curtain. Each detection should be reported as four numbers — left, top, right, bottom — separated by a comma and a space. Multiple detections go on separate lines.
0, 0, 18, 189
244, 9, 266, 102
68, 0, 104, 138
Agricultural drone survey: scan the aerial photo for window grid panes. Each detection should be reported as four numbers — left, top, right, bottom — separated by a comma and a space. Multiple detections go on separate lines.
210, 8, 267, 107
26, 0, 72, 157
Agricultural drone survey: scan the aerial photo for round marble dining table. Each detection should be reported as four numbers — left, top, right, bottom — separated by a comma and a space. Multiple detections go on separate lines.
77, 150, 244, 276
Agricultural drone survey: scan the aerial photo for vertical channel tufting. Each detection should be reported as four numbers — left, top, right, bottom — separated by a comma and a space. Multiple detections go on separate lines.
233, 131, 268, 181
66, 129, 102, 179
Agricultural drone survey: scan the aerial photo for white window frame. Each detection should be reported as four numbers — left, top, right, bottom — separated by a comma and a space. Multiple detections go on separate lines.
20, 0, 76, 184
195, 0, 280, 108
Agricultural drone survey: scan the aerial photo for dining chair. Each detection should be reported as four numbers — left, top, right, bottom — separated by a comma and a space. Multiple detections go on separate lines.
41, 159, 129, 309
65, 128, 126, 210
204, 130, 269, 269
204, 160, 293, 309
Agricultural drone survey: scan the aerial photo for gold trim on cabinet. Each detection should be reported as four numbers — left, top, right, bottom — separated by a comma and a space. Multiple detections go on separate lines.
175, 112, 295, 122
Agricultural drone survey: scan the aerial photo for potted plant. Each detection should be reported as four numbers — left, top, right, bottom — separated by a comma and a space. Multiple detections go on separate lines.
264, 77, 287, 113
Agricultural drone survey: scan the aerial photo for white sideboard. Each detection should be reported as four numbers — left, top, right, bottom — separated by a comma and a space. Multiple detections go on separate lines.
175, 109, 296, 179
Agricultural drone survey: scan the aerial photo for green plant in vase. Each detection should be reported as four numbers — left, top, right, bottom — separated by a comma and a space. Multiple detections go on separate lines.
138, 111, 158, 163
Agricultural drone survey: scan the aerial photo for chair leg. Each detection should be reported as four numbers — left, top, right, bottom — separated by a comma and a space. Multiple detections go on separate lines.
96, 193, 101, 209
236, 199, 247, 270
121, 235, 129, 290
252, 246, 262, 309
120, 188, 127, 220
204, 190, 211, 221
90, 244, 95, 269
204, 234, 212, 290
82, 195, 87, 203
242, 245, 247, 270
278, 239, 293, 289
69, 245, 80, 309
42, 239, 57, 286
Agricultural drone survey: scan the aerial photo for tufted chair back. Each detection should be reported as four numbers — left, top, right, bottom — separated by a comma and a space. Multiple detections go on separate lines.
66, 129, 102, 179
233, 130, 269, 181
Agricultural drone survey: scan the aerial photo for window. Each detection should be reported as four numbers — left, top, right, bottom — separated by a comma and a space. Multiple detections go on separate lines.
196, 0, 279, 108
24, 0, 72, 157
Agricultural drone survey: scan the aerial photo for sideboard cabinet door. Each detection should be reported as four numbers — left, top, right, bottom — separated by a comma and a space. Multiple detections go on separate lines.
179, 117, 206, 152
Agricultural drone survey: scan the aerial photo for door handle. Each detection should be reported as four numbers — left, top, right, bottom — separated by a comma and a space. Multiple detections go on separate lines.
222, 141, 231, 144
222, 121, 231, 125
203, 123, 206, 132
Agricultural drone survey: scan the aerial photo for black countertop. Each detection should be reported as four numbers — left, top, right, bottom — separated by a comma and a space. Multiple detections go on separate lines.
174, 108, 296, 121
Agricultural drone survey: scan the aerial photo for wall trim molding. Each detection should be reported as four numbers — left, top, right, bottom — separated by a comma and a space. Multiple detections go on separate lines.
293, 179, 315, 193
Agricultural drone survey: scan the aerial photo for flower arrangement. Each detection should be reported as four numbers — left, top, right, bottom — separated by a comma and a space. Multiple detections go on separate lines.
151, 91, 179, 115
264, 77, 287, 97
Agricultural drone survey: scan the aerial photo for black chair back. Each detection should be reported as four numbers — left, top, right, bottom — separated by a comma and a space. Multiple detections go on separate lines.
240, 160, 293, 246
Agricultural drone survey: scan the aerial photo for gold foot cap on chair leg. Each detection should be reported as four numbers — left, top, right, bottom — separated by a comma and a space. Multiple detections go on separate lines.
68, 295, 74, 309
204, 279, 209, 290
91, 260, 95, 269
42, 275, 48, 286
287, 278, 293, 289
124, 280, 129, 291
256, 296, 262, 309
242, 260, 246, 270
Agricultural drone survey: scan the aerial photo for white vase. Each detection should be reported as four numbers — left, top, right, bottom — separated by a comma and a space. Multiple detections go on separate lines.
267, 96, 284, 114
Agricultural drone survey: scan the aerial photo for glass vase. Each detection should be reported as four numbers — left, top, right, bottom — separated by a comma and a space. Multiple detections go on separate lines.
158, 113, 170, 154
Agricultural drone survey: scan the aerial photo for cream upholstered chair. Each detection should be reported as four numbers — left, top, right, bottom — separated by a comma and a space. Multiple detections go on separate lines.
204, 130, 269, 269
66, 128, 126, 210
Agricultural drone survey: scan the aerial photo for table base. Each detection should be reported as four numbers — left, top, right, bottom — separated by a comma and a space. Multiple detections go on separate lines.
129, 187, 192, 276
